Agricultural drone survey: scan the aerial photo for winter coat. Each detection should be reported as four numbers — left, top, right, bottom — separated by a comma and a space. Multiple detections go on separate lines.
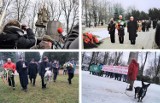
108, 21, 115, 34
127, 59, 139, 81
127, 20, 138, 40
116, 19, 126, 36
3, 62, 16, 73
52, 63, 59, 73
16, 61, 28, 86
63, 24, 79, 49
39, 61, 50, 77
28, 62, 38, 78
155, 21, 160, 47
0, 26, 35, 49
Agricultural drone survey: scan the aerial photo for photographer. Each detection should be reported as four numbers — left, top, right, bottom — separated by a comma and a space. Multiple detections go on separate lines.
0, 20, 35, 49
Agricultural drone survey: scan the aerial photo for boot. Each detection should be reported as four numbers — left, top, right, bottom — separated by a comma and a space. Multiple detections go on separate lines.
126, 86, 133, 91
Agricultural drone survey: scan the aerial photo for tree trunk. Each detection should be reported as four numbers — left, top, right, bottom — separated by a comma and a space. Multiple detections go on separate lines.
127, 52, 139, 65
88, 52, 95, 71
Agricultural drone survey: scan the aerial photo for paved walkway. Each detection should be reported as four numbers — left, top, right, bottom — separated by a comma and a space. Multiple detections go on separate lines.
84, 27, 156, 49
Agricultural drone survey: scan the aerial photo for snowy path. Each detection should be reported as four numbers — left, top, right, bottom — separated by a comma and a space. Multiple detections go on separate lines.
84, 27, 155, 49
82, 71, 160, 103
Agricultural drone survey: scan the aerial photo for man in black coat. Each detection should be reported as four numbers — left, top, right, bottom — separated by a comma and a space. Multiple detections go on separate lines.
155, 20, 160, 48
116, 15, 126, 44
16, 57, 28, 92
28, 58, 38, 86
127, 16, 138, 45
108, 18, 116, 43
0, 20, 35, 49
52, 60, 59, 82
39, 56, 50, 89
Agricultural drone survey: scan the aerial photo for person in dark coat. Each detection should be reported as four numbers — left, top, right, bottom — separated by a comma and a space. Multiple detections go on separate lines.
66, 61, 74, 84
108, 18, 116, 43
126, 59, 139, 91
0, 20, 35, 49
52, 60, 60, 82
155, 20, 160, 48
39, 56, 50, 89
142, 20, 146, 32
146, 20, 150, 32
116, 15, 126, 44
127, 16, 138, 45
28, 58, 38, 86
153, 19, 157, 29
16, 57, 28, 92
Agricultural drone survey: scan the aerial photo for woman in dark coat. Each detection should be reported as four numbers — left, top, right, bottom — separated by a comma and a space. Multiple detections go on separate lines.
39, 56, 50, 89
0, 20, 35, 49
108, 18, 116, 43
127, 16, 138, 45
28, 58, 38, 86
16, 58, 28, 92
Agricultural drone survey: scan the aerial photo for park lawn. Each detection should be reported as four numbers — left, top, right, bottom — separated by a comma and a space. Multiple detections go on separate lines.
0, 74, 79, 103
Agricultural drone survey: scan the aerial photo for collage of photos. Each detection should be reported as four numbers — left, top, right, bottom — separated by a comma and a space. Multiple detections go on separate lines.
0, 0, 160, 103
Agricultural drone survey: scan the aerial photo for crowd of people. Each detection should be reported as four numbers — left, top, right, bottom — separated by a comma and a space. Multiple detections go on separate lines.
105, 59, 139, 91
1, 57, 76, 92
0, 19, 79, 49
89, 58, 139, 91
108, 15, 158, 45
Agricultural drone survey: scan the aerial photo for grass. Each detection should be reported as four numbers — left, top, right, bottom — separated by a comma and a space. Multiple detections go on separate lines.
0, 74, 79, 103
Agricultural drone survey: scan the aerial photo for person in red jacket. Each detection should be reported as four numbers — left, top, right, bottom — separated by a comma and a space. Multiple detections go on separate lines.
3, 58, 16, 90
126, 59, 139, 91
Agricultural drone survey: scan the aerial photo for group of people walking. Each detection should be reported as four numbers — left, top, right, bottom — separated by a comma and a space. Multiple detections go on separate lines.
2, 57, 76, 92
108, 15, 157, 45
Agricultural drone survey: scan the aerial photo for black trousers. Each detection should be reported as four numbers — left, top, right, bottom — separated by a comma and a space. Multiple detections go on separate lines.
119, 37, 124, 44
110, 32, 115, 43
130, 40, 136, 45
8, 76, 15, 87
118, 30, 124, 44
41, 75, 46, 88
53, 72, 58, 81
19, 75, 28, 90
68, 73, 74, 84
29, 75, 36, 85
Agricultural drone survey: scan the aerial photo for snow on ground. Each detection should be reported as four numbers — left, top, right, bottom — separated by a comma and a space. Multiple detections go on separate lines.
82, 71, 160, 103
90, 30, 110, 41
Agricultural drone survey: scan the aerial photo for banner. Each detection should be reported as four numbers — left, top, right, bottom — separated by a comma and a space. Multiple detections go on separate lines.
102, 65, 128, 75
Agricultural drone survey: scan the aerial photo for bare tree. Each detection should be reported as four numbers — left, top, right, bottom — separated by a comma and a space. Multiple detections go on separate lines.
127, 52, 139, 65
155, 55, 160, 77
46, 0, 62, 21
88, 52, 95, 70
103, 52, 109, 64
140, 52, 149, 76
14, 0, 31, 22
114, 52, 123, 65
59, 0, 79, 34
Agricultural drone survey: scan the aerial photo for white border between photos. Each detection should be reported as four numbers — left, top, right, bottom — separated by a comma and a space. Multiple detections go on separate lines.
1, 0, 160, 103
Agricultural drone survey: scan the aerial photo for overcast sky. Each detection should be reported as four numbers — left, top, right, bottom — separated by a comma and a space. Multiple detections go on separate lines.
108, 0, 160, 13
